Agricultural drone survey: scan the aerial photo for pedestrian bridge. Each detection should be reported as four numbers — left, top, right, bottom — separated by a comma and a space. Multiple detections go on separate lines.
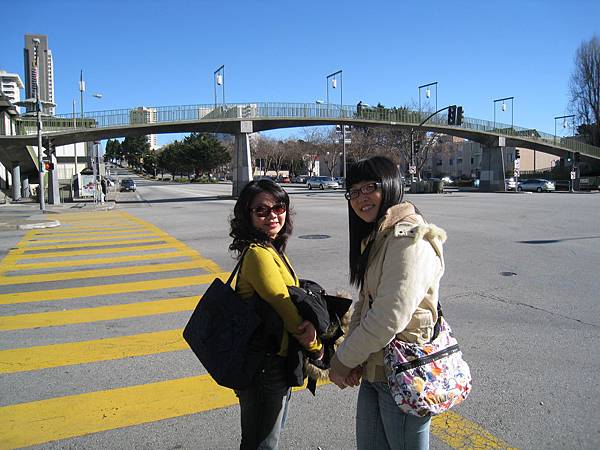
1, 102, 599, 191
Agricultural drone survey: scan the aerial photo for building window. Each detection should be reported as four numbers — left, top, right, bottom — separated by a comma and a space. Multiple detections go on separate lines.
457, 158, 462, 163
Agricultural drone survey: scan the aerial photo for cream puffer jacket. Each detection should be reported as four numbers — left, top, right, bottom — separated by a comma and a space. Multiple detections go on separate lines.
330, 202, 446, 383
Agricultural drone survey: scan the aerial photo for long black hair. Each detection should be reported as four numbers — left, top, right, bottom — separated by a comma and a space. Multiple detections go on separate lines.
346, 156, 404, 287
229, 179, 293, 257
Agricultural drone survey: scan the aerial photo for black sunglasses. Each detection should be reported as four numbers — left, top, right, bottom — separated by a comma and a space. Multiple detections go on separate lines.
250, 203, 287, 217
345, 182, 381, 200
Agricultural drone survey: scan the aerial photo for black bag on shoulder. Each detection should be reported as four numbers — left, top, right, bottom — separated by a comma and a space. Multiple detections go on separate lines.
183, 250, 265, 390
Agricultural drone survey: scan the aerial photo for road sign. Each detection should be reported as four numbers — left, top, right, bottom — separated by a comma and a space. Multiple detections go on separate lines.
409, 165, 416, 175
514, 168, 520, 177
570, 171, 576, 180
514, 159, 520, 169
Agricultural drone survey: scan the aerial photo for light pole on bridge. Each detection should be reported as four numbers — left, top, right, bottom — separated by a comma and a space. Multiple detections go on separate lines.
326, 69, 346, 180
214, 65, 225, 109
418, 81, 438, 116
493, 96, 514, 130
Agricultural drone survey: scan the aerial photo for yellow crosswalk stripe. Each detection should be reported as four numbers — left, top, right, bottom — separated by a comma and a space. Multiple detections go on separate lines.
0, 272, 227, 304
0, 375, 236, 448
0, 329, 187, 374
5, 243, 178, 260
23, 232, 157, 244
0, 296, 198, 331
14, 236, 166, 252
0, 259, 214, 285
431, 411, 517, 449
2, 250, 197, 271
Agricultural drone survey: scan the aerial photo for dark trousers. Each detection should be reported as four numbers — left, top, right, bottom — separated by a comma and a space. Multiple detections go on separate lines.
235, 354, 291, 450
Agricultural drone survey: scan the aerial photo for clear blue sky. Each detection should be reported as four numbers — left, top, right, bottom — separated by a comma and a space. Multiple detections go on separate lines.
3, 0, 599, 146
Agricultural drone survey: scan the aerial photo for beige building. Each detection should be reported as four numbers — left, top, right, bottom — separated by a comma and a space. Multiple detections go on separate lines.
129, 106, 158, 150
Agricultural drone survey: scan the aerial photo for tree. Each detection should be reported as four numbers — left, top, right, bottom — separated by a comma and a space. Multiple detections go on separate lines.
121, 136, 150, 170
569, 35, 600, 146
182, 133, 231, 178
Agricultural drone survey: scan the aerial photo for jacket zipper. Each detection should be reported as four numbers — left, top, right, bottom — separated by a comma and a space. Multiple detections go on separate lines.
393, 343, 460, 374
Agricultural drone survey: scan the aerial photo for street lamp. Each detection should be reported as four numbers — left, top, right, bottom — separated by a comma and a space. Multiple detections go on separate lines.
214, 65, 225, 108
554, 114, 575, 144
418, 82, 438, 115
326, 69, 345, 179
493, 96, 514, 130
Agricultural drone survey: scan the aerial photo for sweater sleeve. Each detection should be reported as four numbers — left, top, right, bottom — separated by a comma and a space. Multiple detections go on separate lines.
334, 235, 441, 370
242, 246, 321, 353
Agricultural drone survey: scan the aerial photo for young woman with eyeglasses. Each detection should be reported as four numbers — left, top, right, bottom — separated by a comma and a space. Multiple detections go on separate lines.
229, 179, 322, 450
329, 156, 447, 449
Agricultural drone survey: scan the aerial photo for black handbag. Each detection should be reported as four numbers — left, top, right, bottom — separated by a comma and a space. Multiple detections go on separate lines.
182, 250, 265, 390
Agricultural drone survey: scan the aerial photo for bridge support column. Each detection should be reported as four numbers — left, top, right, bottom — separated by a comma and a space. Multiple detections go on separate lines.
48, 154, 60, 205
21, 177, 30, 199
232, 121, 254, 197
11, 163, 21, 201
480, 142, 506, 192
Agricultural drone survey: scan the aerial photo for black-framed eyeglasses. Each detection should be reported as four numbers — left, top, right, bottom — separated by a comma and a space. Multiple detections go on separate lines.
250, 203, 287, 217
345, 182, 381, 200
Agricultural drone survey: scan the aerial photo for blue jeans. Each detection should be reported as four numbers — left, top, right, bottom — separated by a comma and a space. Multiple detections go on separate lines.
235, 354, 291, 450
356, 379, 431, 450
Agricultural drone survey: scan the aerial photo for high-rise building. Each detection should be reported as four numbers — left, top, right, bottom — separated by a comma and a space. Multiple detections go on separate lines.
129, 106, 158, 150
23, 34, 55, 115
0, 70, 24, 104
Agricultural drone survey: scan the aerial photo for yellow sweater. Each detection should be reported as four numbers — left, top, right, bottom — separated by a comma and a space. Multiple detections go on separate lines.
236, 243, 321, 356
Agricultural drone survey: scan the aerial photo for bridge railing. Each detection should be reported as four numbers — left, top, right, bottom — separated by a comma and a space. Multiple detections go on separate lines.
15, 102, 600, 159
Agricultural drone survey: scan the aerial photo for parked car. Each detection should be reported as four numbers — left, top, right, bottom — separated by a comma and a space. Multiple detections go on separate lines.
335, 177, 345, 188
517, 178, 555, 192
119, 179, 136, 192
292, 176, 307, 184
306, 176, 339, 190
505, 177, 517, 190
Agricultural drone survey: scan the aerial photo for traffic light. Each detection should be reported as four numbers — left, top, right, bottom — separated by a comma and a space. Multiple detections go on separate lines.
447, 105, 457, 125
414, 141, 421, 153
456, 106, 464, 126
43, 161, 54, 171
515, 149, 520, 159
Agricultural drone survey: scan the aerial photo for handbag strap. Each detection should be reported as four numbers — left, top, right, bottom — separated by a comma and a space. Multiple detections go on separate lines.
226, 247, 249, 286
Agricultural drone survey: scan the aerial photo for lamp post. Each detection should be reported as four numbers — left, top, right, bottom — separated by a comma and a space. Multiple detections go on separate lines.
326, 69, 345, 179
555, 114, 576, 191
493, 96, 514, 130
418, 81, 438, 115
214, 65, 225, 108
554, 114, 575, 144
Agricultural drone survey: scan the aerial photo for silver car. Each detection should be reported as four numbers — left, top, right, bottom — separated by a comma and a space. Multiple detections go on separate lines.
517, 179, 555, 192
306, 176, 339, 190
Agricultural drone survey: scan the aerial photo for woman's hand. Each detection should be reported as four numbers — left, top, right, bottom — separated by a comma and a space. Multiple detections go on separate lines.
329, 369, 348, 389
345, 366, 362, 387
296, 320, 317, 349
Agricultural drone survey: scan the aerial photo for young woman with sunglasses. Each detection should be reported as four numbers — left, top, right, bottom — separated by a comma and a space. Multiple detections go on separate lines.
229, 179, 322, 450
329, 156, 447, 449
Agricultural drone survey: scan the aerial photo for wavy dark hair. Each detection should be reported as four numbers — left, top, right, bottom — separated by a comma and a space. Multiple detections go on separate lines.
229, 179, 293, 257
346, 156, 404, 287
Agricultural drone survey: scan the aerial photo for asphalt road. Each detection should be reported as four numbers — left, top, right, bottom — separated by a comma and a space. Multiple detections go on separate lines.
0, 172, 598, 449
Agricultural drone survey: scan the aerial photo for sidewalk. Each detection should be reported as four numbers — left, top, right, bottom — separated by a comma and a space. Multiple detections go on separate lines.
0, 198, 116, 231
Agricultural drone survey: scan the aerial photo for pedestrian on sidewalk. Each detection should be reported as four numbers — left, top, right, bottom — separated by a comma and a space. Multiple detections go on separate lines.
229, 179, 322, 450
100, 178, 107, 203
329, 156, 447, 450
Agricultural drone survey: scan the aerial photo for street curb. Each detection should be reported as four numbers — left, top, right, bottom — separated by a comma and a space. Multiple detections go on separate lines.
18, 220, 61, 230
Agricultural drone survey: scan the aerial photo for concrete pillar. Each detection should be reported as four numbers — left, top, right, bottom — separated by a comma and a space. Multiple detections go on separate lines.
479, 143, 506, 192
11, 163, 21, 201
47, 154, 60, 205
21, 177, 30, 198
232, 121, 254, 197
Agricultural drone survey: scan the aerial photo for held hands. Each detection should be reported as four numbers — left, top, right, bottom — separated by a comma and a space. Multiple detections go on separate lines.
329, 366, 362, 389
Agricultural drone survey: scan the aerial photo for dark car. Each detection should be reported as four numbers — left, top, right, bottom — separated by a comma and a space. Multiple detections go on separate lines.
120, 179, 136, 192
